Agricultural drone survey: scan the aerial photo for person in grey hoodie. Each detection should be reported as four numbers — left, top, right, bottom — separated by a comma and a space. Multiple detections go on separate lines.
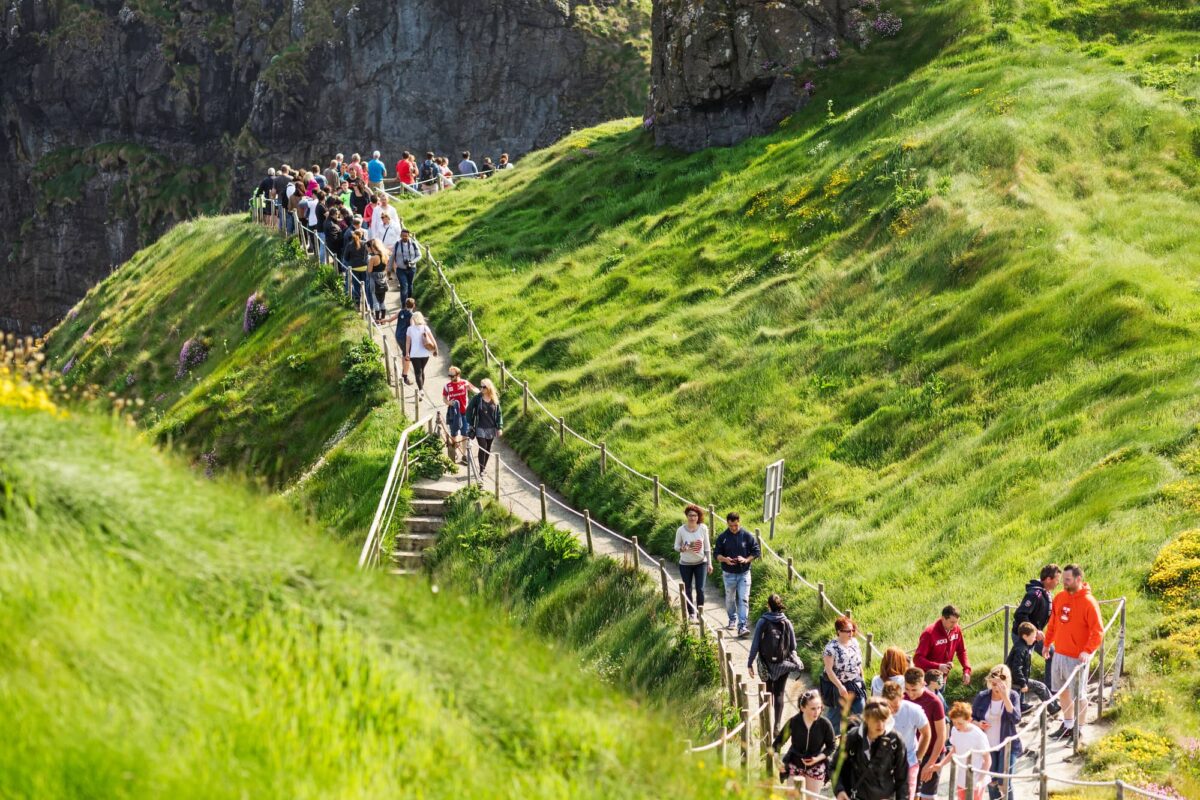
748, 594, 805, 736
674, 504, 711, 621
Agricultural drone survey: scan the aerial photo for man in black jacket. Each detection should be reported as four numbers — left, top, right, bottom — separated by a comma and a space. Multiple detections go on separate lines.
713, 512, 760, 637
834, 700, 908, 800
1013, 564, 1061, 686
1006, 622, 1059, 716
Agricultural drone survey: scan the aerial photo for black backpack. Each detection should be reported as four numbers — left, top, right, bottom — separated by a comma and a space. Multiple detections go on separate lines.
419, 161, 437, 184
760, 618, 787, 664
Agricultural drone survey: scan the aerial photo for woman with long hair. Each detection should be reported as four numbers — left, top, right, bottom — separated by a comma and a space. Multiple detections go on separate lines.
404, 311, 436, 391
971, 665, 1022, 800
871, 646, 910, 696
748, 593, 804, 737
465, 378, 502, 472
775, 689, 837, 795
365, 239, 388, 321
342, 229, 373, 312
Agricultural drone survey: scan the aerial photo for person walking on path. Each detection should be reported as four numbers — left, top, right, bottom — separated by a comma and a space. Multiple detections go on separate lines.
834, 699, 909, 800
776, 689, 837, 794
396, 150, 414, 189
392, 297, 416, 385
822, 614, 866, 733
713, 512, 758, 637
442, 366, 477, 463
1013, 564, 1061, 685
498, 152, 514, 170
366, 151, 386, 190
970, 665, 1022, 800
458, 151, 478, 178
1043, 564, 1103, 740
1006, 622, 1058, 716
914, 605, 972, 687
366, 239, 389, 320
342, 228, 370, 305
936, 703, 991, 800
395, 229, 422, 304
871, 646, 910, 697
419, 152, 439, 193
324, 160, 340, 191
404, 311, 437, 392
465, 379, 502, 472
747, 593, 804, 736
673, 504, 710, 621
881, 682, 931, 800
377, 211, 402, 280
905, 668, 948, 800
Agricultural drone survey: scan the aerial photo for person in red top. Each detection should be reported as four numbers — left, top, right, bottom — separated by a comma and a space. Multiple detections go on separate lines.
442, 366, 477, 462
1043, 564, 1103, 739
396, 151, 414, 187
913, 605, 972, 686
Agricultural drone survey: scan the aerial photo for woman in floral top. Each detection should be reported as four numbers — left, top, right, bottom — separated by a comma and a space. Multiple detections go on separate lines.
821, 614, 866, 733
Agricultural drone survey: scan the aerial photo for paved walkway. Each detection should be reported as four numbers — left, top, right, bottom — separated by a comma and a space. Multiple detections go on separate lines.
364, 268, 1100, 799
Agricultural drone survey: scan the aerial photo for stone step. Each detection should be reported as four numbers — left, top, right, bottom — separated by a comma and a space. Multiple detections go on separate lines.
412, 484, 454, 500
410, 498, 446, 516
394, 532, 438, 550
389, 568, 419, 577
392, 549, 425, 564
405, 515, 445, 533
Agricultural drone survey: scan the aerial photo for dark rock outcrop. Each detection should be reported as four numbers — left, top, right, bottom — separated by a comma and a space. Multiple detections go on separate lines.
649, 0, 858, 152
0, 0, 649, 333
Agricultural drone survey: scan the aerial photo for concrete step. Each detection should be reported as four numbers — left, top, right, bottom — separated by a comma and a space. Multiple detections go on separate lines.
405, 515, 445, 533
392, 549, 425, 564
412, 484, 454, 500
410, 498, 446, 516
394, 532, 438, 550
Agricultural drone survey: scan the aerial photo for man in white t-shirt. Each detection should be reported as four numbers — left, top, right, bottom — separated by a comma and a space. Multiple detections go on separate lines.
881, 683, 931, 800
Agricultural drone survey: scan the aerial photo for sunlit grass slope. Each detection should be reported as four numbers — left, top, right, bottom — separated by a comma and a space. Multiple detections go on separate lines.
0, 402, 742, 799
401, 0, 1200, 766
43, 218, 388, 487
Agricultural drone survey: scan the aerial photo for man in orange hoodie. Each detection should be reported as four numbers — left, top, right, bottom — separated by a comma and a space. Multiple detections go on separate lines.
1043, 564, 1103, 739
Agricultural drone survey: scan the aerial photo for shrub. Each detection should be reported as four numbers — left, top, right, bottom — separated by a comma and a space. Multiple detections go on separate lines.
310, 262, 351, 307
176, 337, 210, 379
243, 291, 270, 333
1148, 530, 1200, 612
872, 12, 903, 37
338, 337, 386, 396
410, 435, 455, 481
1087, 728, 1174, 773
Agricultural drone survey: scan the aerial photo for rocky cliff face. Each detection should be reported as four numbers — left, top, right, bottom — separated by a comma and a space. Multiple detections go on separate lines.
648, 0, 860, 152
1, 0, 650, 333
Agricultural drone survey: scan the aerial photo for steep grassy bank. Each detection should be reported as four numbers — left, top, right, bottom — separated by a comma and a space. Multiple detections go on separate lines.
427, 486, 724, 738
402, 0, 1200, 787
44, 218, 388, 488
0, 392, 743, 798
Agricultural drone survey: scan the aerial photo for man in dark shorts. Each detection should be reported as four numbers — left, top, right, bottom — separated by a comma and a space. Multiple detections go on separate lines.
904, 667, 946, 800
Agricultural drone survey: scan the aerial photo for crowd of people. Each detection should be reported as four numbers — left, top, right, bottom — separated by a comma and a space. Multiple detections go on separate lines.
671, 507, 1105, 800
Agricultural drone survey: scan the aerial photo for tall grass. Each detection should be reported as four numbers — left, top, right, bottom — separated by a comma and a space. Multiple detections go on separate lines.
0, 403, 745, 798
399, 0, 1200, 784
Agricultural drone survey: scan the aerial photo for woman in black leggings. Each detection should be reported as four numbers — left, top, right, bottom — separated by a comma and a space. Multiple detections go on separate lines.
404, 311, 435, 390
748, 593, 804, 738
465, 378, 502, 471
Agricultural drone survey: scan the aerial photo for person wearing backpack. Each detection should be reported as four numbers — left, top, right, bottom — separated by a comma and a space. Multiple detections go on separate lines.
748, 593, 804, 736
834, 700, 910, 800
394, 229, 422, 304
465, 379, 502, 472
419, 152, 439, 194
393, 297, 417, 386
404, 311, 437, 391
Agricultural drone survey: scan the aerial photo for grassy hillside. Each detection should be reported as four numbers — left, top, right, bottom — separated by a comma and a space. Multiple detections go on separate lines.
401, 0, 1200, 785
0, 385, 743, 798
44, 218, 388, 488
428, 486, 723, 736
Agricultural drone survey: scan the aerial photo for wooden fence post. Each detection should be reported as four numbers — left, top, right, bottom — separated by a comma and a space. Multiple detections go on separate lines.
539, 483, 548, 523
558, 417, 565, 444
1097, 638, 1107, 718
600, 441, 607, 474
818, 582, 826, 611
482, 338, 489, 365
522, 380, 529, 414
653, 475, 660, 509
494, 455, 501, 499
584, 509, 594, 555
678, 582, 688, 627
631, 535, 640, 572
787, 557, 794, 588
865, 633, 874, 669
382, 339, 392, 384
500, 361, 506, 391
467, 311, 474, 341
658, 560, 669, 603
1003, 604, 1012, 665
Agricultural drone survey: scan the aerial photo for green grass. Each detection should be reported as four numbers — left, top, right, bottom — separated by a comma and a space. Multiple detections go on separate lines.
427, 486, 725, 738
396, 0, 1200, 786
0, 400, 744, 798
44, 217, 389, 488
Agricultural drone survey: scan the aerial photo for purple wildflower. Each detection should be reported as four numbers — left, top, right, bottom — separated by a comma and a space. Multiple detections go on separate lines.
61, 357, 76, 376
872, 12, 903, 37
1137, 784, 1185, 800
81, 323, 95, 342
176, 338, 209, 379
200, 450, 218, 478
243, 291, 270, 333
153, 392, 167, 404
803, 80, 817, 95
125, 373, 136, 386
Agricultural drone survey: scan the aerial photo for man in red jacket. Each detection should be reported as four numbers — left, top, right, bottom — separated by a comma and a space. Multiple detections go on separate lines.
1043, 564, 1103, 739
913, 605, 972, 686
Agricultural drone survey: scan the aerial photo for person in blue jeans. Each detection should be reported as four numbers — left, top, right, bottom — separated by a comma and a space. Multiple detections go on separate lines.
713, 512, 759, 637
